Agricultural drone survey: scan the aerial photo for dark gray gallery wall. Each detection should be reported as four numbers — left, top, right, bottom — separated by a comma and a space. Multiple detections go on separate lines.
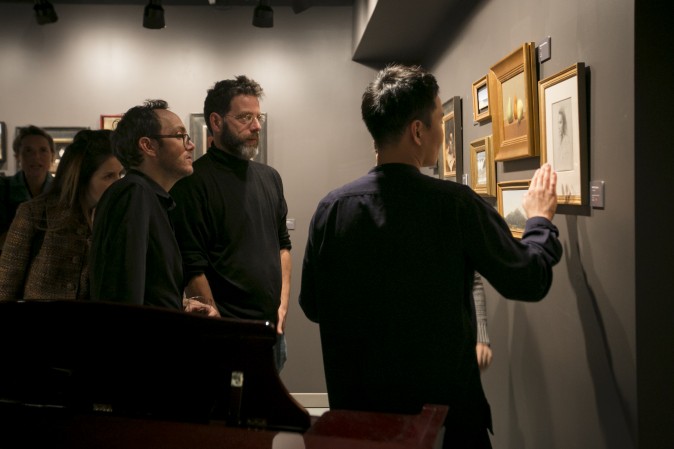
424, 0, 637, 448
0, 3, 376, 393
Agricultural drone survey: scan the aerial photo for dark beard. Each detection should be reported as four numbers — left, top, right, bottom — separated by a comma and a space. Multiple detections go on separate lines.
218, 128, 258, 160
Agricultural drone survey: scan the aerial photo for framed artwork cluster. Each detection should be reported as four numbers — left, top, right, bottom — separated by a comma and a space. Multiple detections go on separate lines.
462, 42, 589, 236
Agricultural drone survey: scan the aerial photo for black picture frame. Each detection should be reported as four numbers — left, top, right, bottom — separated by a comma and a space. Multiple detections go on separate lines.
439, 96, 463, 182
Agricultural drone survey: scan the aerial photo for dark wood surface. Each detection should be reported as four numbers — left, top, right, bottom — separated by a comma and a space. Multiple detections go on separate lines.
0, 300, 447, 448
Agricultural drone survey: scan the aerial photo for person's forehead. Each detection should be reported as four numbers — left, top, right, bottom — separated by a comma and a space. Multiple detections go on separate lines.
230, 94, 260, 112
156, 109, 185, 130
20, 134, 50, 148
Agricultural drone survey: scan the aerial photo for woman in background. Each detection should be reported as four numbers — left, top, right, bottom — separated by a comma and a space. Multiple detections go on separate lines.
0, 129, 123, 300
0, 125, 56, 249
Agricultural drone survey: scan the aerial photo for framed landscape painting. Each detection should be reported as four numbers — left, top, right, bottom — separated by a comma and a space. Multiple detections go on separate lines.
497, 179, 531, 239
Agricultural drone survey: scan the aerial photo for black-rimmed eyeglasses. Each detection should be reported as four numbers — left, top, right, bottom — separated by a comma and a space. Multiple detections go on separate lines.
150, 133, 192, 147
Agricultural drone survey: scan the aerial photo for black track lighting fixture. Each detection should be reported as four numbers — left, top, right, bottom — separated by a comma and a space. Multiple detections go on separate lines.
292, 0, 311, 14
34, 0, 58, 25
252, 0, 273, 28
143, 0, 165, 30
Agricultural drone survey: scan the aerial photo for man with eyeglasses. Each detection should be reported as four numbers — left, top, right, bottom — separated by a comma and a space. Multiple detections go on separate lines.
90, 99, 216, 315
171, 76, 292, 371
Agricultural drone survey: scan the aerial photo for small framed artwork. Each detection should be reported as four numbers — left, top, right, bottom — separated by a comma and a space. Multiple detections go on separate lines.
100, 114, 123, 130
470, 135, 495, 196
489, 43, 539, 161
0, 121, 7, 163
538, 62, 588, 207
497, 179, 531, 239
439, 96, 462, 180
189, 113, 211, 161
41, 127, 89, 174
471, 75, 491, 123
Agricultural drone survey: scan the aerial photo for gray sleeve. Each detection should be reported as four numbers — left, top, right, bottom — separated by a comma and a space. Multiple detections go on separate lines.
473, 272, 490, 345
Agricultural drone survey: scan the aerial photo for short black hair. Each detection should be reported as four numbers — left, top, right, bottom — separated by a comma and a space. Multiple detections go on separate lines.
111, 99, 168, 169
361, 64, 439, 149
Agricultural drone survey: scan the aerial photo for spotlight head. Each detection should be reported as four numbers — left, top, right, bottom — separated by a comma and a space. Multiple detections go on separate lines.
292, 0, 311, 14
143, 0, 165, 30
34, 0, 58, 25
253, 0, 273, 28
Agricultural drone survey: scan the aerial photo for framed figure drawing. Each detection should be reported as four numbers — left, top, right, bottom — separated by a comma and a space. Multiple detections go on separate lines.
471, 75, 491, 123
489, 43, 539, 161
470, 135, 495, 196
497, 179, 531, 239
439, 96, 462, 181
538, 62, 588, 207
100, 114, 123, 130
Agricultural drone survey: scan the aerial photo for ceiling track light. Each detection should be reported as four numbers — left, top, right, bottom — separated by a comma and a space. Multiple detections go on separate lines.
34, 0, 58, 25
292, 0, 311, 14
143, 0, 165, 30
253, 0, 273, 28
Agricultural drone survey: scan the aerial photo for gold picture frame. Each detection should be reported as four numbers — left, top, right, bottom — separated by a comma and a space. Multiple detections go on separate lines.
497, 179, 531, 239
489, 43, 539, 161
538, 62, 588, 208
471, 75, 490, 123
470, 135, 495, 197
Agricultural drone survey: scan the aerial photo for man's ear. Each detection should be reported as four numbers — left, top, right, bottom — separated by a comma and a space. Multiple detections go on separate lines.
209, 112, 223, 134
411, 120, 423, 145
138, 136, 157, 158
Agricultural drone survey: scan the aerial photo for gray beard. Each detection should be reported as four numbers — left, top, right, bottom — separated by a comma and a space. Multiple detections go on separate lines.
239, 143, 258, 161
219, 131, 259, 160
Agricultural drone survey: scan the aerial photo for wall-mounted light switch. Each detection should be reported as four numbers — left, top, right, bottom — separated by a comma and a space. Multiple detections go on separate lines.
286, 218, 296, 230
538, 36, 551, 63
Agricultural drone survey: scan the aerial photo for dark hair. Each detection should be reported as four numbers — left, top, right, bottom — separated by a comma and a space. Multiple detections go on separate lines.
44, 129, 116, 227
203, 76, 263, 133
12, 125, 55, 156
361, 64, 439, 149
111, 99, 168, 169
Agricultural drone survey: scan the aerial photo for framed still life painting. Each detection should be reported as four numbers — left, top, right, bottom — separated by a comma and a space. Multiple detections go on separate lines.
538, 62, 588, 208
489, 42, 539, 161
439, 96, 463, 181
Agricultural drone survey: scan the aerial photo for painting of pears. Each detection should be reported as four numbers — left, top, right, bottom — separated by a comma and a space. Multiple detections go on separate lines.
501, 72, 528, 140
